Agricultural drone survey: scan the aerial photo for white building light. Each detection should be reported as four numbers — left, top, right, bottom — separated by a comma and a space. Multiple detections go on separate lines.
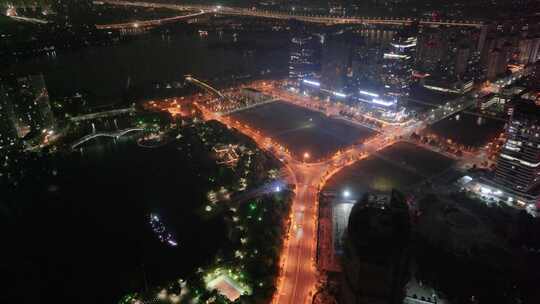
500, 153, 540, 167
371, 98, 396, 107
359, 90, 379, 97
390, 42, 417, 48
383, 53, 410, 60
303, 79, 320, 86
333, 91, 347, 98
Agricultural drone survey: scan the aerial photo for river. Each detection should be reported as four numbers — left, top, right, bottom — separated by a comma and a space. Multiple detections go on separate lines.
4, 26, 290, 106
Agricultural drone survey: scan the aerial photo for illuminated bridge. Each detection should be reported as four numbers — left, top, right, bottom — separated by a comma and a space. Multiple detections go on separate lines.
184, 75, 226, 100
94, 8, 206, 30
97, 0, 485, 28
70, 107, 136, 122
71, 128, 144, 149
184, 75, 279, 115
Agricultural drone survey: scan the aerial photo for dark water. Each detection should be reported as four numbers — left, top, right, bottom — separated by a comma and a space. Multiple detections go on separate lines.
5, 28, 289, 105
0, 25, 290, 303
2, 135, 227, 303
0, 25, 396, 303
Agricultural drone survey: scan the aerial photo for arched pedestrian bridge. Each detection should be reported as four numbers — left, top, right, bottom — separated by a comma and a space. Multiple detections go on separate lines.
71, 128, 144, 149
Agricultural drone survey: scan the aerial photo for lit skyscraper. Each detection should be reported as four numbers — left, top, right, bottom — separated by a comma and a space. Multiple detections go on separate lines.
381, 31, 416, 97
289, 35, 321, 82
494, 101, 540, 197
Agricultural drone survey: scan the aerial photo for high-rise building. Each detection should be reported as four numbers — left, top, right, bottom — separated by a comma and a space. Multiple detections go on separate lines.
494, 101, 540, 197
415, 28, 445, 74
2, 74, 55, 138
481, 35, 521, 80
328, 0, 346, 15
350, 29, 401, 109
289, 34, 321, 82
380, 31, 416, 97
455, 46, 471, 77
518, 37, 540, 65
486, 49, 503, 80
352, 43, 383, 85
321, 29, 356, 94
416, 27, 481, 81
340, 190, 410, 304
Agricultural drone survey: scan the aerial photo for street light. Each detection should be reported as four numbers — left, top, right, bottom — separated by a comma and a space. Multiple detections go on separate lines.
343, 190, 351, 198
303, 152, 310, 160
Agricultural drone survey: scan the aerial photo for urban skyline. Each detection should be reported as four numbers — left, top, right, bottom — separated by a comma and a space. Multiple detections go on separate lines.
1, 1, 540, 304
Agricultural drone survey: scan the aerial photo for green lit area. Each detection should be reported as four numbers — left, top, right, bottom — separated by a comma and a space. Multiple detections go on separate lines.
117, 118, 292, 304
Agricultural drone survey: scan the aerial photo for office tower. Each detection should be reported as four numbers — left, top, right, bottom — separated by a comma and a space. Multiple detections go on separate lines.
455, 46, 471, 77
352, 39, 384, 96
328, 0, 346, 15
518, 37, 540, 65
321, 29, 356, 93
417, 27, 481, 81
494, 101, 540, 196
415, 28, 445, 74
289, 34, 321, 82
341, 190, 410, 304
486, 49, 503, 80
381, 31, 416, 97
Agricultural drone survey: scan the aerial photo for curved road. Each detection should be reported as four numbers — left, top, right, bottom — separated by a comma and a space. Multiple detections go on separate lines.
199, 103, 409, 304
186, 77, 428, 303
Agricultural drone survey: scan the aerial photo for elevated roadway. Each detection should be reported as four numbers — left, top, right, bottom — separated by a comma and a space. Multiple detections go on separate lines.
196, 90, 415, 304
97, 1, 485, 28
95, 8, 206, 29
70, 107, 136, 122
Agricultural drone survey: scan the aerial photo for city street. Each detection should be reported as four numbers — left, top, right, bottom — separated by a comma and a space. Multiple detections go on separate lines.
169, 77, 479, 304
196, 97, 407, 304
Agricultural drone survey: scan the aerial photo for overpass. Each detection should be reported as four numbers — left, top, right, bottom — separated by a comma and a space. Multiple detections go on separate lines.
94, 8, 206, 29
97, 1, 485, 28
7, 15, 48, 24
70, 107, 136, 122
71, 128, 144, 149
184, 76, 282, 115
185, 75, 226, 99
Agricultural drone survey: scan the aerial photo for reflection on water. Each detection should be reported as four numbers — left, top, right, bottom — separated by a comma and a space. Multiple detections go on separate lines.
359, 28, 396, 45
149, 213, 178, 247
477, 116, 484, 126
